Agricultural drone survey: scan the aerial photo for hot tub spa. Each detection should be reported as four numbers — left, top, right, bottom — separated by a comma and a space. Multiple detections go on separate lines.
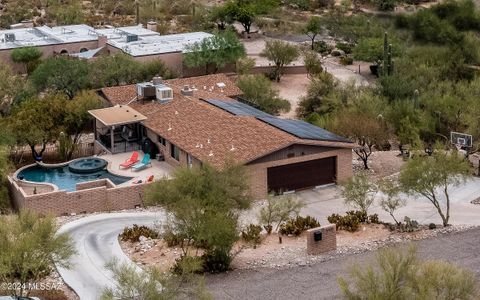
68, 157, 108, 174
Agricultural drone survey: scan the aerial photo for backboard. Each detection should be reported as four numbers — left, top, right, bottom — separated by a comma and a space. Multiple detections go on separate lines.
450, 131, 473, 148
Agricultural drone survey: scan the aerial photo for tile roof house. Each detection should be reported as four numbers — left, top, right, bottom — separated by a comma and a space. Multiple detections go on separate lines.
94, 74, 354, 198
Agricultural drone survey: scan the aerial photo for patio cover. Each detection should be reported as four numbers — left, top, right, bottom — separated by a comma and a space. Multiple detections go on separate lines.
89, 105, 147, 127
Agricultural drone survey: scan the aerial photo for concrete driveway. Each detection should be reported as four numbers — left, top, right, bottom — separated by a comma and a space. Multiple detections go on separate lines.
296, 178, 480, 226
56, 212, 164, 300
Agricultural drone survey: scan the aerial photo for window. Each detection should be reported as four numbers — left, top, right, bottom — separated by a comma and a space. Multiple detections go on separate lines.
187, 154, 193, 168
170, 143, 179, 161
157, 135, 166, 146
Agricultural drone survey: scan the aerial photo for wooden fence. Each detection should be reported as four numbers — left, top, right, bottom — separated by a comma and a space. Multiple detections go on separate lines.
9, 142, 95, 166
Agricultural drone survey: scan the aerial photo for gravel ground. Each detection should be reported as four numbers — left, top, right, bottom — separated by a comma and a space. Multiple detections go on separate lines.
206, 227, 480, 300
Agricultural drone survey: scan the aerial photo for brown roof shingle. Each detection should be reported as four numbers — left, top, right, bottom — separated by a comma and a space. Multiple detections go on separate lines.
100, 75, 354, 168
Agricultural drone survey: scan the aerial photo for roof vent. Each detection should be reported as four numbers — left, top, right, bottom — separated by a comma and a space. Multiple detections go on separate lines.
156, 84, 173, 103
126, 34, 139, 43
181, 85, 194, 96
5, 33, 15, 42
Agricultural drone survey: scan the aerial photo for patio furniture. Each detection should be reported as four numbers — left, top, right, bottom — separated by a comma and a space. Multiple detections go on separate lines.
132, 154, 151, 171
120, 151, 139, 169
146, 175, 154, 182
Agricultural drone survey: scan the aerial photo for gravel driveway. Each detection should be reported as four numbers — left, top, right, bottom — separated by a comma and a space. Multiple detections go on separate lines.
206, 228, 480, 300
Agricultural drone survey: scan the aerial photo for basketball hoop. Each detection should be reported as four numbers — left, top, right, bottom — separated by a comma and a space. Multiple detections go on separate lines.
450, 132, 473, 150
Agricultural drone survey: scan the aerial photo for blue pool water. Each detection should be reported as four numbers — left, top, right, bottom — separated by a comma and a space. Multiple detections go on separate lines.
18, 165, 132, 192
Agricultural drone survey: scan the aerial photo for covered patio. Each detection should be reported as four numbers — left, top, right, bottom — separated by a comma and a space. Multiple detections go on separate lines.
89, 105, 147, 154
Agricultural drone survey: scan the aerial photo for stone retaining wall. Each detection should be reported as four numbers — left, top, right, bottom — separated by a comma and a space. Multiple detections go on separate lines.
8, 177, 148, 216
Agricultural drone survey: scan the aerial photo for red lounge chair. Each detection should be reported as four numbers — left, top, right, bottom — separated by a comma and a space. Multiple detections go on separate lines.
147, 175, 154, 183
120, 151, 139, 169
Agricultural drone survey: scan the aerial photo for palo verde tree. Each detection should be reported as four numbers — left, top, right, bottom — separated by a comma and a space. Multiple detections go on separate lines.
100, 257, 210, 300
0, 210, 76, 298
260, 40, 300, 82
339, 245, 479, 299
0, 63, 25, 116
184, 30, 246, 75
236, 74, 291, 115
10, 46, 42, 74
146, 162, 252, 273
341, 172, 377, 215
399, 149, 471, 227
378, 178, 405, 226
258, 195, 304, 234
304, 16, 323, 50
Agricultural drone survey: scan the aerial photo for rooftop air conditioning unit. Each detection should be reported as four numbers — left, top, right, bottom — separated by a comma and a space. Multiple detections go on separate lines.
156, 84, 173, 103
126, 34, 138, 43
136, 83, 156, 99
5, 33, 15, 42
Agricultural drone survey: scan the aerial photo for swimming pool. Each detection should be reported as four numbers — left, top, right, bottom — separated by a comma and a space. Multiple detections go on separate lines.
17, 164, 132, 192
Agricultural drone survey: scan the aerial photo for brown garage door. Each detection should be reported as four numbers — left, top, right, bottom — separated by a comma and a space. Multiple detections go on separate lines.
267, 157, 336, 194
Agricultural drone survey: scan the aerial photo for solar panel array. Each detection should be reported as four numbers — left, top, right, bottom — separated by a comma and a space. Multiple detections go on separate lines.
204, 99, 272, 118
205, 99, 351, 143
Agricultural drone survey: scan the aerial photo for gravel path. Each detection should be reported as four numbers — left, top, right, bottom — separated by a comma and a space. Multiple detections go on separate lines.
206, 228, 480, 300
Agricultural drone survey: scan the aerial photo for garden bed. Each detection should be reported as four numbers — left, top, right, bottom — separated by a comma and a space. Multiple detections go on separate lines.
120, 223, 475, 271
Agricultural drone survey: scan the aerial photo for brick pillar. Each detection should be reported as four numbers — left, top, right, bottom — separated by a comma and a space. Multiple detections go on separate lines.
306, 224, 337, 255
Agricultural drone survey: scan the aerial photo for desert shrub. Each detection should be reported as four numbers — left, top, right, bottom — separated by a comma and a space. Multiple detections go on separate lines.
368, 214, 380, 224
162, 227, 182, 247
336, 42, 354, 54
314, 41, 333, 54
279, 215, 320, 236
340, 56, 354, 65
171, 255, 204, 275
399, 216, 419, 232
376, 0, 397, 11
346, 210, 367, 223
119, 224, 158, 242
327, 212, 361, 232
429, 223, 437, 230
202, 249, 232, 273
241, 224, 262, 245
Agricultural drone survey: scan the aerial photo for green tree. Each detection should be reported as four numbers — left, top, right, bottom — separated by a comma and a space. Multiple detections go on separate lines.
61, 91, 103, 160
209, 4, 234, 30
7, 94, 67, 161
236, 57, 256, 75
341, 172, 377, 215
303, 50, 324, 78
297, 72, 337, 118
0, 64, 25, 116
226, 0, 256, 34
146, 163, 252, 272
399, 150, 471, 226
258, 195, 304, 234
260, 40, 300, 82
29, 57, 91, 99
338, 245, 478, 299
378, 178, 405, 226
184, 30, 246, 74
100, 258, 210, 300
0, 210, 76, 298
11, 47, 42, 74
304, 16, 322, 50
236, 74, 291, 115
0, 142, 11, 213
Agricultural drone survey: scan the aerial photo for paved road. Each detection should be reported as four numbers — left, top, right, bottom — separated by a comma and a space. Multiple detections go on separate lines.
56, 212, 163, 300
206, 228, 480, 300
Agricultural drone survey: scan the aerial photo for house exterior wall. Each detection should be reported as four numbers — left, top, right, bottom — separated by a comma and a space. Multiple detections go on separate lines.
246, 148, 352, 199
0, 39, 105, 73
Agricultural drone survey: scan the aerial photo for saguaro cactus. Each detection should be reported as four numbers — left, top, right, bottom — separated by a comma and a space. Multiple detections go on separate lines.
382, 32, 394, 76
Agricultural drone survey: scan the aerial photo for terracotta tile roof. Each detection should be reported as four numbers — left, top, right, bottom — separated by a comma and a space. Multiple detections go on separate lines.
165, 73, 242, 98
99, 73, 241, 106
99, 75, 354, 168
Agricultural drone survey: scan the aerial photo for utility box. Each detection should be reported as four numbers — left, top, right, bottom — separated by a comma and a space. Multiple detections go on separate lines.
307, 224, 336, 255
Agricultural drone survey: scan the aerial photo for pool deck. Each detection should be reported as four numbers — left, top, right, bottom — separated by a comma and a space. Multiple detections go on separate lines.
101, 151, 174, 185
